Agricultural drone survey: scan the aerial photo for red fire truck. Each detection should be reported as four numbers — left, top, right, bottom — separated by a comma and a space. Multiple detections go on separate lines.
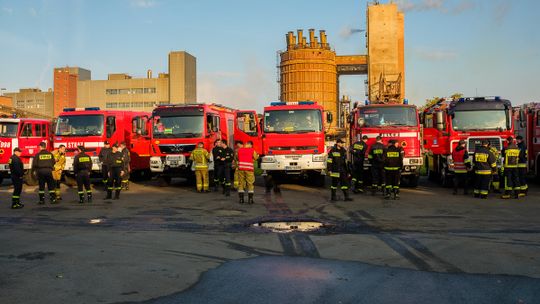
54, 108, 152, 177
237, 101, 330, 186
349, 101, 423, 186
514, 102, 540, 178
423, 97, 514, 186
0, 117, 52, 184
149, 103, 237, 184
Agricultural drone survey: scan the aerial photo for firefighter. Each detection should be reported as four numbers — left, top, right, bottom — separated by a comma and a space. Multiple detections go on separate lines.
351, 135, 368, 194
119, 142, 131, 190
52, 144, 66, 201
384, 139, 404, 200
32, 142, 57, 204
516, 135, 528, 197
488, 142, 501, 193
73, 146, 93, 204
99, 141, 112, 186
220, 141, 234, 196
237, 141, 259, 204
233, 141, 244, 190
472, 140, 497, 199
189, 142, 210, 193
500, 137, 521, 199
212, 140, 224, 192
327, 139, 353, 202
9, 147, 24, 209
106, 144, 124, 200
368, 136, 386, 195
451, 140, 471, 195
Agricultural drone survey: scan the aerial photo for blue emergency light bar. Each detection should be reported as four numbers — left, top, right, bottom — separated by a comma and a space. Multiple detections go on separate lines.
270, 101, 315, 106
63, 107, 101, 112
458, 97, 502, 103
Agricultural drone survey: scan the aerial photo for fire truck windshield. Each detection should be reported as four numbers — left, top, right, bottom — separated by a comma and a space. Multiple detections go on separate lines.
0, 122, 18, 138
452, 110, 509, 131
359, 107, 417, 127
153, 115, 204, 138
264, 110, 322, 133
55, 115, 104, 136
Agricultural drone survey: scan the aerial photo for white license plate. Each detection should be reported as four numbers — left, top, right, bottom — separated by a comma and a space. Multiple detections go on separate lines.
169, 161, 178, 166
285, 166, 301, 170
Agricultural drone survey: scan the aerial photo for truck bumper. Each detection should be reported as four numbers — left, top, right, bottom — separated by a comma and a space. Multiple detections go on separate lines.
260, 154, 326, 174
150, 155, 203, 176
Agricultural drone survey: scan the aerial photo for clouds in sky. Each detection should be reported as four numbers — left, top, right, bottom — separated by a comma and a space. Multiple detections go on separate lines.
131, 0, 157, 8
414, 47, 458, 61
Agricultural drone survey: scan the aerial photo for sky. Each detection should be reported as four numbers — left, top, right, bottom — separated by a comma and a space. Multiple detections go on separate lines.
0, 0, 539, 111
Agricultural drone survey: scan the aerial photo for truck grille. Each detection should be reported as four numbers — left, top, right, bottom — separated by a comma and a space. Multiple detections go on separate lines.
467, 137, 502, 153
270, 146, 318, 151
159, 144, 196, 154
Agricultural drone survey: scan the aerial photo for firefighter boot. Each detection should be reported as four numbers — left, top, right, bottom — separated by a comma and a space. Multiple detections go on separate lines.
371, 185, 377, 196
11, 197, 23, 209
78, 193, 85, 204
501, 191, 511, 199
56, 189, 62, 201
330, 189, 337, 201
105, 189, 112, 200
225, 186, 231, 197
513, 190, 519, 199
248, 193, 254, 205
238, 193, 245, 204
343, 190, 353, 201
394, 188, 400, 200
114, 190, 120, 200
124, 181, 130, 191
87, 192, 93, 203
38, 193, 45, 205
50, 192, 58, 204
352, 182, 360, 194
384, 188, 391, 200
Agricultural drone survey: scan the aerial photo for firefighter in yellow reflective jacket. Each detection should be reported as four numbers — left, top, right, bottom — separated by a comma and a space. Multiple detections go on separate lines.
327, 139, 353, 202
488, 143, 501, 193
500, 137, 521, 199
52, 145, 66, 200
472, 140, 497, 199
233, 141, 244, 190
190, 142, 210, 193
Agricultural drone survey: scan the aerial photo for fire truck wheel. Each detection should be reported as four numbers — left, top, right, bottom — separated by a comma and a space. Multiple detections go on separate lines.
312, 174, 326, 187
159, 176, 172, 186
24, 170, 38, 186
0, 176, 3, 185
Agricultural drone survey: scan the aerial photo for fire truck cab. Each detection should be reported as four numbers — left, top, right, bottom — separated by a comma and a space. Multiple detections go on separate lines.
149, 103, 236, 184
514, 102, 540, 179
349, 102, 423, 187
422, 97, 514, 186
54, 108, 152, 177
0, 117, 52, 184
247, 101, 330, 186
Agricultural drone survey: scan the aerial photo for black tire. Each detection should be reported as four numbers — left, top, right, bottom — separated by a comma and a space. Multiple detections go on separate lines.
440, 166, 453, 188
313, 173, 326, 187
24, 170, 38, 186
426, 156, 438, 181
159, 175, 172, 186
0, 175, 4, 185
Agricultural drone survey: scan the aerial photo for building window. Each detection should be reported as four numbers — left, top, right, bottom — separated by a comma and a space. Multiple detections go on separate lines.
106, 89, 118, 95
105, 88, 156, 95
106, 102, 118, 108
144, 102, 155, 107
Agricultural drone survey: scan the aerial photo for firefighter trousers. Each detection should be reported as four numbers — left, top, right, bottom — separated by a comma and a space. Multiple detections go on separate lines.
371, 165, 385, 189
215, 163, 231, 187
237, 170, 255, 193
453, 172, 469, 193
121, 170, 130, 189
76, 170, 92, 194
474, 173, 491, 196
384, 169, 401, 192
518, 167, 528, 193
108, 167, 122, 192
330, 172, 349, 191
352, 162, 365, 189
195, 169, 209, 192
102, 165, 109, 184
503, 168, 520, 193
37, 168, 56, 201
11, 176, 23, 202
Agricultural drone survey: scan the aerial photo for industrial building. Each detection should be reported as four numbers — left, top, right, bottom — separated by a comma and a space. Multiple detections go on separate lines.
54, 67, 91, 116
76, 51, 196, 111
4, 88, 54, 117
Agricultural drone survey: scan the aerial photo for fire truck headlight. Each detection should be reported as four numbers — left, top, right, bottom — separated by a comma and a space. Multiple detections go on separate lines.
404, 166, 411, 172
312, 154, 326, 162
409, 158, 420, 164
262, 156, 276, 163
92, 158, 100, 164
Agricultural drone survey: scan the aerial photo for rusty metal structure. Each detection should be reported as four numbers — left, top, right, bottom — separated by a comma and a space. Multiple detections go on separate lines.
278, 2, 405, 131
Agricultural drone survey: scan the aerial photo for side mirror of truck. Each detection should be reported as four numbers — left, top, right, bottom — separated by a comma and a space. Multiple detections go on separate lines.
436, 111, 445, 131
326, 112, 333, 124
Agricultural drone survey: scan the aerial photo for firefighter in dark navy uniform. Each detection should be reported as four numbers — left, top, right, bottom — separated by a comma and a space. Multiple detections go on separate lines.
516, 135, 528, 197
99, 141, 112, 186
351, 135, 368, 194
119, 142, 131, 190
500, 137, 521, 199
9, 147, 24, 209
211, 140, 224, 192
73, 146, 93, 204
327, 139, 353, 202
384, 139, 404, 200
106, 144, 124, 200
472, 140, 497, 199
220, 141, 234, 196
32, 142, 57, 204
368, 136, 386, 195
